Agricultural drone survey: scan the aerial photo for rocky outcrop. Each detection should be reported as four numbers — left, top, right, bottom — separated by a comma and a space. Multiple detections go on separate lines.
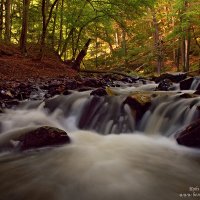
18, 126, 70, 151
90, 88, 107, 96
180, 77, 194, 90
155, 79, 175, 91
155, 73, 187, 83
123, 92, 155, 122
176, 119, 200, 148
179, 93, 195, 98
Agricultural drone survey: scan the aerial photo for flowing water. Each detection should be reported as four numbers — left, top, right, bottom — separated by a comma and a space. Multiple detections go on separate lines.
0, 81, 200, 200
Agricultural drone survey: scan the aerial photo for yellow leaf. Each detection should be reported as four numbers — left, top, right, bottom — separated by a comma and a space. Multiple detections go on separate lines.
106, 87, 115, 96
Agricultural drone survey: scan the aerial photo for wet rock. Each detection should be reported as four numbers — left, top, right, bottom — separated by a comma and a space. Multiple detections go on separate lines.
155, 79, 175, 91
155, 73, 187, 83
78, 87, 93, 92
18, 126, 70, 151
176, 119, 200, 148
179, 93, 194, 98
65, 80, 77, 90
103, 73, 120, 81
3, 99, 19, 109
0, 90, 13, 100
194, 89, 200, 95
123, 92, 153, 122
15, 91, 30, 100
74, 74, 83, 81
180, 78, 194, 90
90, 88, 107, 96
82, 80, 95, 87
18, 83, 27, 90
121, 77, 133, 83
88, 78, 99, 86
48, 88, 61, 97
63, 89, 70, 95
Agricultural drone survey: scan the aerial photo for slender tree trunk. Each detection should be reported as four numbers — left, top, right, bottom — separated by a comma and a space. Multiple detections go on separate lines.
57, 0, 63, 53
121, 25, 128, 66
72, 38, 91, 71
152, 8, 161, 76
51, 1, 58, 48
172, 15, 176, 63
60, 28, 75, 58
185, 27, 191, 72
177, 42, 180, 72
105, 32, 113, 54
115, 29, 119, 47
0, 0, 3, 40
38, 0, 59, 60
181, 35, 186, 72
72, 30, 75, 59
5, 0, 10, 42
20, 0, 30, 54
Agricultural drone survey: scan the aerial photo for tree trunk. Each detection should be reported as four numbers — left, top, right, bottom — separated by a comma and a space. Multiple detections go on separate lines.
51, 1, 58, 48
60, 28, 75, 58
115, 29, 119, 47
177, 46, 180, 72
5, 0, 10, 42
57, 0, 63, 53
72, 38, 91, 71
121, 25, 128, 66
185, 29, 190, 72
152, 8, 161, 76
0, 0, 3, 40
181, 35, 186, 72
172, 15, 176, 63
20, 0, 30, 54
105, 32, 113, 54
38, 0, 59, 60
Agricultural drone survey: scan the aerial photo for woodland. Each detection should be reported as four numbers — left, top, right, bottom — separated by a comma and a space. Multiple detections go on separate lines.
0, 0, 200, 78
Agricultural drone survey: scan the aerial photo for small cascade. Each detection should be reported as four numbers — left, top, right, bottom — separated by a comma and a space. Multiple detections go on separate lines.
16, 91, 135, 134
190, 76, 200, 90
138, 93, 200, 136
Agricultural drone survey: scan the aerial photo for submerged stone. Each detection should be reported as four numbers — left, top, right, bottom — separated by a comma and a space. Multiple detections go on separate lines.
18, 126, 70, 151
176, 119, 200, 148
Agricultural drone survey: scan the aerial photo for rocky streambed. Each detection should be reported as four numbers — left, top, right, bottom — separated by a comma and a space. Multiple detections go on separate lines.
0, 72, 200, 151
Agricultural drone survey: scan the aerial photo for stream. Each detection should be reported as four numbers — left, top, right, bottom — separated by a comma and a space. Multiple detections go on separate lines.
0, 79, 200, 200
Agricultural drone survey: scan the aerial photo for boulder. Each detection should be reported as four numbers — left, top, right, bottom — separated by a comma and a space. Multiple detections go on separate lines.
180, 77, 194, 90
155, 73, 187, 83
194, 89, 200, 95
65, 80, 78, 90
90, 88, 107, 96
155, 79, 175, 91
176, 119, 200, 148
82, 80, 95, 87
18, 126, 70, 151
123, 92, 154, 122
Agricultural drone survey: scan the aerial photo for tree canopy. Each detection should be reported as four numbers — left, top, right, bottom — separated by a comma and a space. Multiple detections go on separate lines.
1, 0, 200, 76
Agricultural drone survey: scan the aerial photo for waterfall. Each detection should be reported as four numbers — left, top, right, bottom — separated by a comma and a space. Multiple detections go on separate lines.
190, 76, 200, 90
0, 84, 200, 200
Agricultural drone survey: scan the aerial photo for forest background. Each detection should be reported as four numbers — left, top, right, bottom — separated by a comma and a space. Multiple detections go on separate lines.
0, 0, 200, 78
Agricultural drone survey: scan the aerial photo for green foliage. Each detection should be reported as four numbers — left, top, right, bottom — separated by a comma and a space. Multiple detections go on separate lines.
1, 0, 200, 75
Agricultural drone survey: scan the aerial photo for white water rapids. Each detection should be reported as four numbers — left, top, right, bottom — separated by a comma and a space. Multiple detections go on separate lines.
0, 82, 200, 200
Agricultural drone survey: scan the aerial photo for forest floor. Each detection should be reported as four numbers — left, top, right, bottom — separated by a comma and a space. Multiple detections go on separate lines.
0, 42, 78, 81
0, 41, 199, 81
